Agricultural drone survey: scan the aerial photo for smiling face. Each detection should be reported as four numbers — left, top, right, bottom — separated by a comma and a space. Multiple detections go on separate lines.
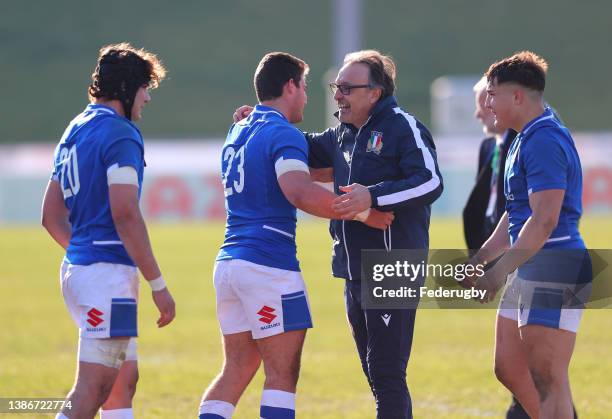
334, 62, 381, 128
485, 79, 518, 132
130, 86, 151, 121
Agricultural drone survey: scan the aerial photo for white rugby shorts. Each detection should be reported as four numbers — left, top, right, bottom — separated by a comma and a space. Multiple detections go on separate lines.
60, 261, 139, 339
498, 271, 590, 333
213, 259, 313, 339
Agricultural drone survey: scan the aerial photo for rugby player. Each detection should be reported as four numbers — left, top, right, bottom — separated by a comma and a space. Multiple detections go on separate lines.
198, 52, 392, 419
42, 43, 175, 419
470, 51, 591, 419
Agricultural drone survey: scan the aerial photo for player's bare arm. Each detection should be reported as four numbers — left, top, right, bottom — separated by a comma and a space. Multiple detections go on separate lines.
488, 190, 564, 275
41, 179, 71, 249
109, 183, 176, 327
233, 107, 392, 229
278, 170, 355, 219
459, 212, 510, 289
472, 211, 511, 265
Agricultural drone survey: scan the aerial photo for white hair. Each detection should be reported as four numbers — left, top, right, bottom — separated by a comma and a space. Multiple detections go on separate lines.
473, 76, 487, 93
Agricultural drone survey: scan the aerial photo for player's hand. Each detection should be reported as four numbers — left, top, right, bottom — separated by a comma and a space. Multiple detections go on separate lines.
457, 258, 479, 289
233, 105, 253, 122
333, 184, 372, 218
475, 266, 506, 303
362, 209, 394, 230
152, 287, 176, 327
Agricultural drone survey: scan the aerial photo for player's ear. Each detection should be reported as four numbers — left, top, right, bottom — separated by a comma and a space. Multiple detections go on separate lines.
513, 87, 523, 105
284, 79, 296, 96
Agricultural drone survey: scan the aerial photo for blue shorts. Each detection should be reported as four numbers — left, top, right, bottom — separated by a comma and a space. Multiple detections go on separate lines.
498, 249, 592, 332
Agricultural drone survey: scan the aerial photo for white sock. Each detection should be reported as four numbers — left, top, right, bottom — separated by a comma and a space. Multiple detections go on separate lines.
55, 414, 69, 419
199, 400, 235, 418
100, 408, 134, 419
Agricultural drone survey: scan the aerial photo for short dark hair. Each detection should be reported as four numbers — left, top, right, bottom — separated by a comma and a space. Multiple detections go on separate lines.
88, 43, 166, 120
254, 52, 309, 102
486, 51, 548, 92
343, 50, 396, 99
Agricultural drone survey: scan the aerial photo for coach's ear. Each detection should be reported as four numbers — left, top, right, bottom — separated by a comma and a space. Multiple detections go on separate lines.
369, 86, 382, 104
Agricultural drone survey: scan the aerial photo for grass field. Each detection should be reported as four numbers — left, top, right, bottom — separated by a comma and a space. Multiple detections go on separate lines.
1, 217, 611, 418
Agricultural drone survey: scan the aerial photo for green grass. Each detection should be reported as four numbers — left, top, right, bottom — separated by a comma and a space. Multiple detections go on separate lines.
1, 217, 611, 418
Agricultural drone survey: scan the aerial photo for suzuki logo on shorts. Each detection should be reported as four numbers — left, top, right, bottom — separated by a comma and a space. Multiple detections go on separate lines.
87, 308, 104, 327
257, 306, 277, 324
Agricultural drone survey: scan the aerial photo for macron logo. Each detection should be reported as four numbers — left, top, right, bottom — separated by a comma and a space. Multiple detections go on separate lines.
258, 306, 277, 324
381, 313, 391, 327
87, 308, 104, 327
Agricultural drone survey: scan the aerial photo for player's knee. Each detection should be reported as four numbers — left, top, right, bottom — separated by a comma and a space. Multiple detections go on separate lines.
529, 363, 563, 401
531, 370, 553, 401
494, 358, 516, 387
74, 376, 116, 409
264, 357, 301, 388
224, 350, 261, 379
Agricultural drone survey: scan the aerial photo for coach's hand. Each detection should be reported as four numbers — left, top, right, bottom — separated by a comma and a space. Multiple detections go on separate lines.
361, 209, 394, 230
152, 288, 176, 327
233, 105, 253, 122
334, 184, 372, 218
475, 266, 505, 303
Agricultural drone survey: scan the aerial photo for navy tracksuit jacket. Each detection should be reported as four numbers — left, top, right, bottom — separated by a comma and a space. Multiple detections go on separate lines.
306, 96, 443, 418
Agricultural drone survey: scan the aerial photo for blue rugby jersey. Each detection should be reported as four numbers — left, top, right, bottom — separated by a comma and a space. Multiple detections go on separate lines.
216, 105, 309, 271
504, 107, 584, 248
51, 104, 144, 266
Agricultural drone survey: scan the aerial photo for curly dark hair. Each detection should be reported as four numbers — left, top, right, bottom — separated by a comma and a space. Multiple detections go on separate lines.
88, 43, 166, 120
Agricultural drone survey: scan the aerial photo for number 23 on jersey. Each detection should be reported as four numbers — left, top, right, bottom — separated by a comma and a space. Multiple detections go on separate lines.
222, 146, 245, 196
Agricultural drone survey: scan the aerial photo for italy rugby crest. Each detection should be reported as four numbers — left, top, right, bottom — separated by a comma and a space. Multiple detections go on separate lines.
367, 131, 383, 154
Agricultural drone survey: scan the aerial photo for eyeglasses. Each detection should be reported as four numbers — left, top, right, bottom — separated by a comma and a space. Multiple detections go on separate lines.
329, 82, 377, 96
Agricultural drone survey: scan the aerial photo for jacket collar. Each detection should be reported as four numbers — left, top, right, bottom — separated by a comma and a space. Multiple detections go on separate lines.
369, 95, 398, 117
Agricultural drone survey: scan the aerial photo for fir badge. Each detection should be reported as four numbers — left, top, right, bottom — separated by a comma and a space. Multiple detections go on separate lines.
367, 131, 383, 154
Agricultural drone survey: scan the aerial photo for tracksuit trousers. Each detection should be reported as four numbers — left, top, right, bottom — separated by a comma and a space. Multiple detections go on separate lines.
345, 279, 417, 419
